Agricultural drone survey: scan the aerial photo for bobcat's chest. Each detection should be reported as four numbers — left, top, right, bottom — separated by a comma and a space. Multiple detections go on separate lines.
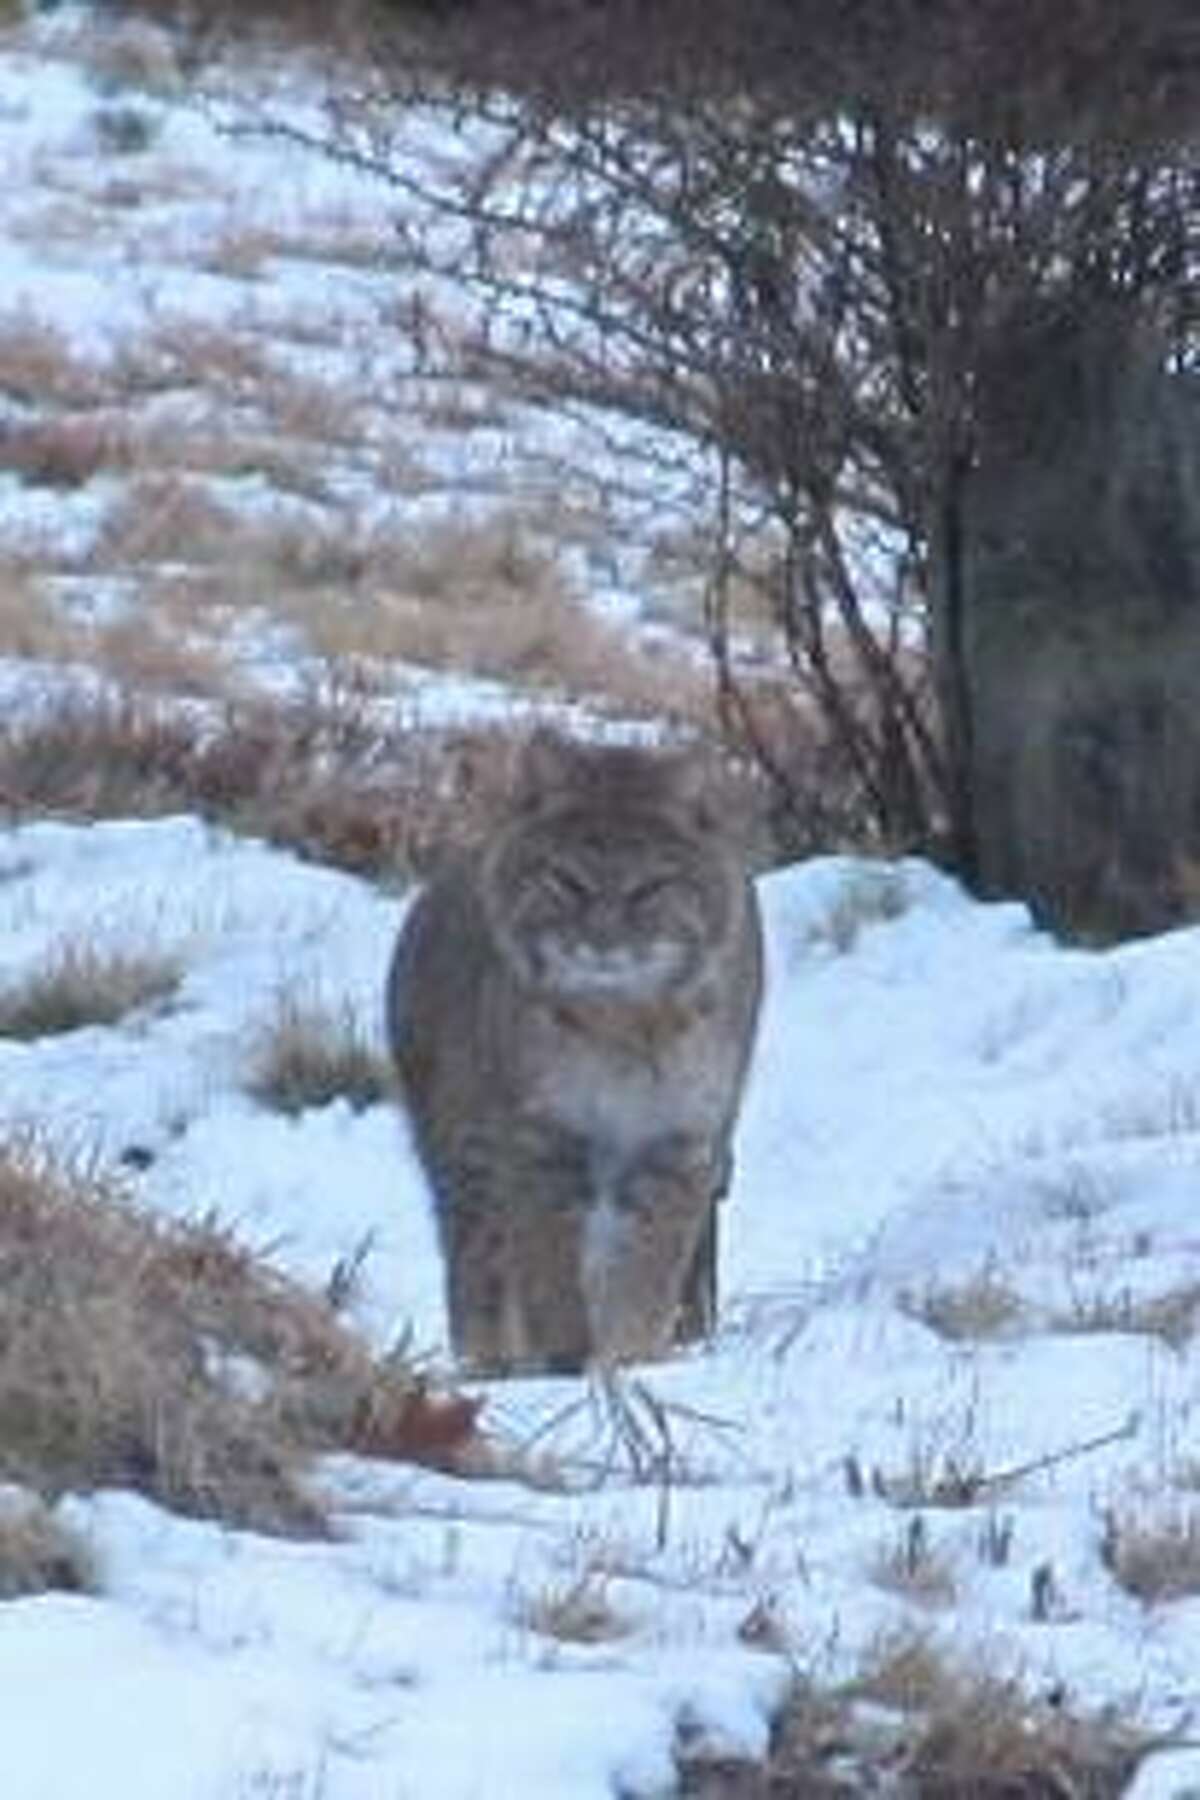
526, 997, 718, 1154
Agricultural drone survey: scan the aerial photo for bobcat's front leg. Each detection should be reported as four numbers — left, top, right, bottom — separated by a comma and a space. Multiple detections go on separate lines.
441, 1118, 593, 1375
583, 1134, 719, 1366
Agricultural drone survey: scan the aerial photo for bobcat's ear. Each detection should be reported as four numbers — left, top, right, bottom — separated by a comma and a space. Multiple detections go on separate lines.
515, 727, 576, 801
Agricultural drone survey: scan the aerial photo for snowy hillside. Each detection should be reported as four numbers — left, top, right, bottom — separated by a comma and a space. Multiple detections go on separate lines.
2, 9, 1200, 1798
2, 818, 1200, 1795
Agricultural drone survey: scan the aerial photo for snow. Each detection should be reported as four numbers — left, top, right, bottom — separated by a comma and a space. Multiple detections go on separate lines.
2, 812, 1200, 1794
1, 12, 1199, 1797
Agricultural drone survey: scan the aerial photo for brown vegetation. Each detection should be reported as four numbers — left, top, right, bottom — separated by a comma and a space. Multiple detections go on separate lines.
246, 995, 392, 1115
682, 1632, 1148, 1797
0, 1490, 94, 1600
1102, 1504, 1200, 1605
0, 1139, 483, 1536
903, 1269, 1027, 1343
0, 691, 528, 880
0, 941, 182, 1040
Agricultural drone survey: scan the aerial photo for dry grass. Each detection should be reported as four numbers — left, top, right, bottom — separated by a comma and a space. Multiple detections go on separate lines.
513, 1566, 630, 1646
684, 1640, 1147, 1798
0, 304, 718, 727
74, 16, 186, 98
259, 507, 716, 721
0, 569, 81, 661
1053, 1281, 1200, 1351
1103, 1079, 1200, 1143
95, 474, 244, 569
0, 571, 232, 700
89, 601, 234, 698
135, 414, 333, 503
246, 995, 392, 1116
59, 403, 718, 720
852, 1627, 952, 1713
112, 316, 280, 404
868, 1516, 959, 1606
902, 1268, 1027, 1342
0, 942, 182, 1040
0, 315, 108, 409
0, 1488, 94, 1600
805, 864, 911, 954
0, 1138, 463, 1536
0, 691, 527, 881
0, 413, 133, 490
1102, 1503, 1200, 1604
857, 1640, 1144, 1799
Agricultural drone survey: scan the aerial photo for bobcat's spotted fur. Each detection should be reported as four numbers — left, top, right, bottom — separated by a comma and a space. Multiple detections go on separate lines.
387, 731, 762, 1374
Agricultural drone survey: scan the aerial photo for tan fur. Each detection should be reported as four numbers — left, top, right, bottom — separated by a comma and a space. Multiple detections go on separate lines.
386, 731, 763, 1375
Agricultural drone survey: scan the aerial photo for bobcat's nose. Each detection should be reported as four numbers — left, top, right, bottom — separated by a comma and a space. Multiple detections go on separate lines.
582, 914, 624, 954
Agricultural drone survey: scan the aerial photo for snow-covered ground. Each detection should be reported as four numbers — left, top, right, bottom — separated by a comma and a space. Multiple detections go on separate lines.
0, 5, 723, 690
3, 816, 1200, 1796
2, 10, 1200, 1798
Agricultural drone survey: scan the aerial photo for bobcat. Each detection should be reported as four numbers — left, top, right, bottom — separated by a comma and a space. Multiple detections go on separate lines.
386, 730, 763, 1375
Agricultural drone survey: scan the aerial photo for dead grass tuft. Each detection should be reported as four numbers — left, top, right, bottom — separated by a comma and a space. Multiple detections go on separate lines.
0, 316, 107, 409
513, 1566, 630, 1645
806, 864, 911, 954
0, 569, 80, 661
902, 1268, 1027, 1342
852, 1627, 951, 1713
899, 1674, 1145, 1798
0, 1138, 472, 1535
90, 607, 233, 698
869, 1516, 959, 1606
0, 1488, 94, 1600
246, 995, 392, 1116
696, 1635, 1148, 1800
96, 475, 243, 568
0, 942, 182, 1040
684, 1650, 1147, 1798
1101, 1503, 1200, 1604
75, 18, 185, 99
1053, 1281, 1200, 1351
0, 414, 132, 490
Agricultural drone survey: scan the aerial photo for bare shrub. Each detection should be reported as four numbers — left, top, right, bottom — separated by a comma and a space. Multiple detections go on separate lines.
0, 1139, 476, 1535
0, 942, 182, 1039
0, 1488, 94, 1600
246, 995, 392, 1115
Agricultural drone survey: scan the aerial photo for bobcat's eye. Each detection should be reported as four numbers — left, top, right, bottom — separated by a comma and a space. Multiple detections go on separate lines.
628, 876, 675, 906
541, 864, 590, 903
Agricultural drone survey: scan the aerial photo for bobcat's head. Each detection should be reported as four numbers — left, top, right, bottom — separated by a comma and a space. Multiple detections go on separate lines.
481, 732, 739, 1003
